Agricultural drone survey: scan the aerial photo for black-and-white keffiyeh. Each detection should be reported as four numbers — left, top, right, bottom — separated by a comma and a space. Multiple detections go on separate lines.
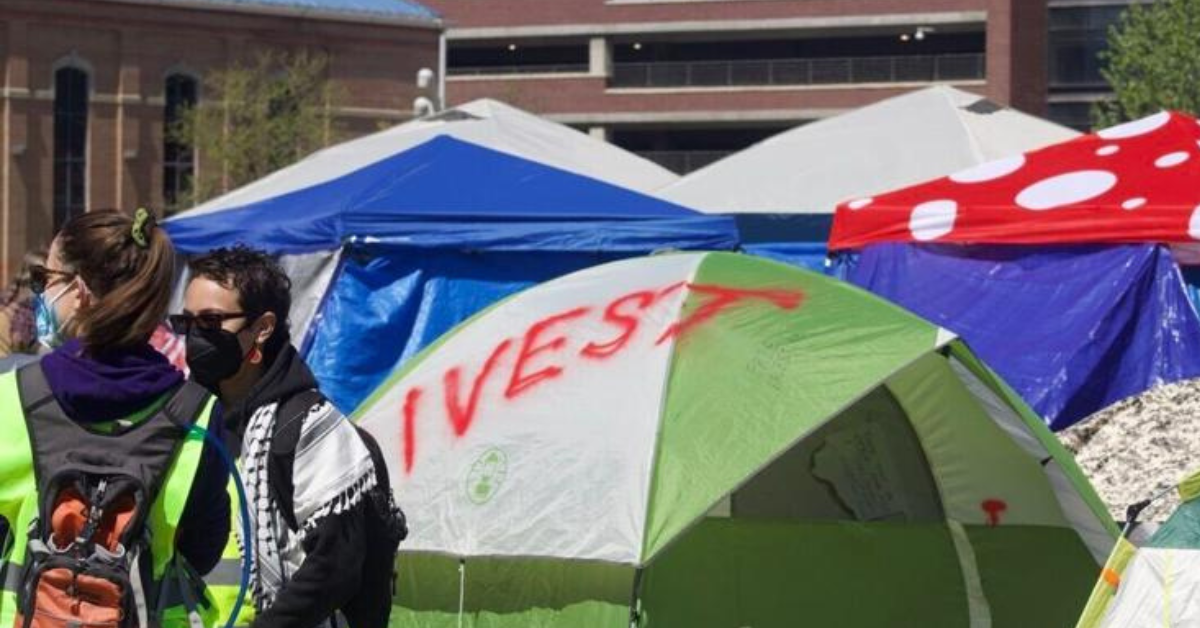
241, 397, 377, 610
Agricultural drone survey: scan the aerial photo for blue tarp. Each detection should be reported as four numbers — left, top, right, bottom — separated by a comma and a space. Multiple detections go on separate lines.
734, 213, 832, 274
841, 243, 1200, 431
743, 243, 829, 274
1181, 267, 1200, 314
167, 136, 736, 255
306, 246, 642, 411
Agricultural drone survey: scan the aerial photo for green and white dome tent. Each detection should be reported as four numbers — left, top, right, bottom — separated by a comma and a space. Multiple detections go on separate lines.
1075, 470, 1200, 627
354, 251, 1116, 628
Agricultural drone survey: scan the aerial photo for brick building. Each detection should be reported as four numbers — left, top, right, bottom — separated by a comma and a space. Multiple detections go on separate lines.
0, 0, 441, 281
424, 0, 1045, 174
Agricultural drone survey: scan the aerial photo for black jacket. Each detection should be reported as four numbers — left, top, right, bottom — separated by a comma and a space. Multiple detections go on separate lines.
224, 346, 394, 628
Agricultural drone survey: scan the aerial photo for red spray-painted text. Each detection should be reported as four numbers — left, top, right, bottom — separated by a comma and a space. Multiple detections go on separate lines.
399, 282, 804, 473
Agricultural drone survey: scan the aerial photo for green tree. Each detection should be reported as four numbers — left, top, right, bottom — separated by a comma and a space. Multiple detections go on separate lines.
168, 50, 341, 211
1094, 0, 1200, 127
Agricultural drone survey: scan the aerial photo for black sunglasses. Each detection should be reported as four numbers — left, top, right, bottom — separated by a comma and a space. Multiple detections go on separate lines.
28, 265, 75, 295
168, 312, 250, 335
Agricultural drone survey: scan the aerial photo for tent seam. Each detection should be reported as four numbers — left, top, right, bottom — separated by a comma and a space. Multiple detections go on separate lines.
635, 253, 703, 566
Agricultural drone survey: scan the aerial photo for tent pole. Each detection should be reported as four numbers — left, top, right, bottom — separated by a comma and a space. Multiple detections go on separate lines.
1122, 484, 1177, 537
457, 558, 466, 628
627, 567, 643, 628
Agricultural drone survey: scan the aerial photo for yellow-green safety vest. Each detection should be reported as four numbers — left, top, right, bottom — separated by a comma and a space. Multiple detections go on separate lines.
205, 477, 256, 628
0, 370, 222, 628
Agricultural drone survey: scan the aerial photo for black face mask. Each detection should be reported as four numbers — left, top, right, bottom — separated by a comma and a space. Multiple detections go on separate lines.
186, 326, 248, 391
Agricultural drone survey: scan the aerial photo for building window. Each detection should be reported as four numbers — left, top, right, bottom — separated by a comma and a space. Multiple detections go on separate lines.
608, 32, 986, 88
448, 42, 589, 76
1048, 101, 1098, 132
1048, 6, 1127, 90
53, 66, 88, 230
163, 74, 198, 208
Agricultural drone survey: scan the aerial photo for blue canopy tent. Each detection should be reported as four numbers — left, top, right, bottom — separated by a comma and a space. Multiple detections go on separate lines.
167, 136, 738, 411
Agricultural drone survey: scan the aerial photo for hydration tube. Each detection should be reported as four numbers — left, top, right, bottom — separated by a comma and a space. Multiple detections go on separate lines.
189, 423, 253, 628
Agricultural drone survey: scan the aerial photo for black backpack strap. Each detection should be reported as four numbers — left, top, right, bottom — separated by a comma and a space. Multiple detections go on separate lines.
270, 389, 324, 532
160, 381, 212, 431
16, 363, 69, 500
355, 425, 407, 544
16, 363, 60, 420
354, 427, 392, 497
275, 390, 324, 447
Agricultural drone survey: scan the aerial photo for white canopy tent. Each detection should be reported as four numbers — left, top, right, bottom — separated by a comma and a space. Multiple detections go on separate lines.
658, 86, 1079, 214
182, 98, 679, 219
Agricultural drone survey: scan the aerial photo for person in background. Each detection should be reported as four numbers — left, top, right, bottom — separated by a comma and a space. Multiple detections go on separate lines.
173, 245, 404, 628
0, 249, 47, 358
0, 209, 230, 627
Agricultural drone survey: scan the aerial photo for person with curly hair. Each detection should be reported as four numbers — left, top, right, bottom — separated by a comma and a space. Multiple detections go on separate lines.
174, 245, 403, 628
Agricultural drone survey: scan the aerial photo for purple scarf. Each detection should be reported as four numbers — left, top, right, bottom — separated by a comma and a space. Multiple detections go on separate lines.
40, 338, 183, 424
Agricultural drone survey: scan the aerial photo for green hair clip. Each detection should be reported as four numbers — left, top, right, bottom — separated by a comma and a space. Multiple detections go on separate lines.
132, 207, 153, 248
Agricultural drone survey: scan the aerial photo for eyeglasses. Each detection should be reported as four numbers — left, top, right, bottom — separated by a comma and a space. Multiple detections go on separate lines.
29, 265, 75, 295
168, 312, 249, 335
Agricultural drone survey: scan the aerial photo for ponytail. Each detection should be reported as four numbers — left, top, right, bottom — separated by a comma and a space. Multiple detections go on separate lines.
55, 209, 176, 354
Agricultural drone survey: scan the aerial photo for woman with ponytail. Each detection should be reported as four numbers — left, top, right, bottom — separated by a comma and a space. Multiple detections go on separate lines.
0, 209, 230, 585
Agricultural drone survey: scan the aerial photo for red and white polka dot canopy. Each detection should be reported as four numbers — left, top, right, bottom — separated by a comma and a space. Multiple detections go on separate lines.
829, 111, 1200, 251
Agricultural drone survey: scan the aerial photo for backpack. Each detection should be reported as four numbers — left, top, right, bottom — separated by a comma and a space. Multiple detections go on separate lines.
15, 364, 209, 628
355, 427, 408, 551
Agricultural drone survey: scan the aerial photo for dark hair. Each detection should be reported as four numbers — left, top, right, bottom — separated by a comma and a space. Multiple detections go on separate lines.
2, 248, 45, 307
55, 209, 175, 353
187, 245, 292, 361
16, 248, 47, 287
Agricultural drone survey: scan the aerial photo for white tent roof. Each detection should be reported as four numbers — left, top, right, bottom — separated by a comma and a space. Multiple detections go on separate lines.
657, 86, 1079, 214
181, 98, 679, 217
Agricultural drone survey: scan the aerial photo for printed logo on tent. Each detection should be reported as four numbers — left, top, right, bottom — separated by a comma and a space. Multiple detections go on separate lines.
399, 282, 804, 474
465, 447, 508, 505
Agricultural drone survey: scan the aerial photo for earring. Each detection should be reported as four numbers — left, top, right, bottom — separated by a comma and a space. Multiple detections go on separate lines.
249, 345, 262, 364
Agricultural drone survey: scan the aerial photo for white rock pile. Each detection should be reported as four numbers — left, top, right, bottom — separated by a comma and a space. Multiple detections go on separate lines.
1058, 378, 1200, 523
